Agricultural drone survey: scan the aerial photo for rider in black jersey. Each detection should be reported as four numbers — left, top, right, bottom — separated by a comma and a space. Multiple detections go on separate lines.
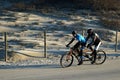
86, 29, 102, 64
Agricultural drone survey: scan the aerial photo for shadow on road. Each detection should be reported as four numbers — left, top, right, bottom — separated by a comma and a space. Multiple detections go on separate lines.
0, 64, 61, 69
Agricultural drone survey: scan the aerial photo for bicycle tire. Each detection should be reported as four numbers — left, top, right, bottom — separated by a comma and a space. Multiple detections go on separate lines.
95, 50, 106, 64
60, 54, 74, 68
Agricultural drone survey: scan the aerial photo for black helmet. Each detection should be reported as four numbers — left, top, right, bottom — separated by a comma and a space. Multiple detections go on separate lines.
72, 31, 76, 35
87, 29, 93, 34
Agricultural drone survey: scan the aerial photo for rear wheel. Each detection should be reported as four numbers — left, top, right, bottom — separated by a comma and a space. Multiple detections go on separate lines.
60, 53, 74, 68
95, 50, 106, 64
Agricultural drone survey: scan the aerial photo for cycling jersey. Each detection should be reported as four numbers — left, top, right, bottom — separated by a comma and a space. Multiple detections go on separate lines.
86, 32, 101, 51
75, 34, 86, 43
67, 33, 86, 50
86, 32, 101, 45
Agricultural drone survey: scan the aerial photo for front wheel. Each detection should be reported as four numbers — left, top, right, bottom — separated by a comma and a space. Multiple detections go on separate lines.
60, 53, 74, 68
95, 50, 106, 64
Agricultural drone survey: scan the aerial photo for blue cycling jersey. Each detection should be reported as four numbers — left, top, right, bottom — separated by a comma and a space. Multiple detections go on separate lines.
75, 34, 86, 43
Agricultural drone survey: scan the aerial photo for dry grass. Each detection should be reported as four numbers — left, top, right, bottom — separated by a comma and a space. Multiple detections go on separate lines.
100, 11, 120, 31
100, 18, 120, 31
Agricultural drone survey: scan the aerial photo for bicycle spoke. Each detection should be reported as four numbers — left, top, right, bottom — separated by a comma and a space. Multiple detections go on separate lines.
60, 54, 74, 68
95, 50, 106, 64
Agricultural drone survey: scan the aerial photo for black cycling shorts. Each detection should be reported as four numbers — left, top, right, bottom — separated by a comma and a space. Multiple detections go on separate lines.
72, 41, 85, 50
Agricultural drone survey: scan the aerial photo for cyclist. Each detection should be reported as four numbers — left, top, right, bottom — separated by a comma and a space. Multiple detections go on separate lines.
86, 29, 102, 64
66, 31, 86, 65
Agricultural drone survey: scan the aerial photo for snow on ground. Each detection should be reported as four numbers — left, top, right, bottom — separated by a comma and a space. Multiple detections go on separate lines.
0, 9, 120, 68
0, 52, 120, 69
0, 26, 19, 32
0, 53, 61, 69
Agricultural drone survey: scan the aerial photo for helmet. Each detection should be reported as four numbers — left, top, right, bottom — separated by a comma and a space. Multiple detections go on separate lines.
72, 31, 76, 35
87, 29, 93, 34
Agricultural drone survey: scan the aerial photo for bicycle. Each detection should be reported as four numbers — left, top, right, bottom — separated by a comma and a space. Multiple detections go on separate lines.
60, 46, 106, 68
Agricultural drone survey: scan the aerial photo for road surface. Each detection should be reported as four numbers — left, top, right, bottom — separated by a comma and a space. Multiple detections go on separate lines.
0, 59, 120, 80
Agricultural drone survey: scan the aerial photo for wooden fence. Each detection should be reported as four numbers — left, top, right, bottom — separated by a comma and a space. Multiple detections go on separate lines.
0, 30, 120, 62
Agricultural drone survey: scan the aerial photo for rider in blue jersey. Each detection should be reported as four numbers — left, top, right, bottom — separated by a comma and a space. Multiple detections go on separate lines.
66, 31, 86, 65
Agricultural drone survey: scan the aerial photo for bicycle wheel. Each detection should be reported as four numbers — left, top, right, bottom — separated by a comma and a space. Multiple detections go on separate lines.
60, 53, 74, 68
95, 50, 106, 64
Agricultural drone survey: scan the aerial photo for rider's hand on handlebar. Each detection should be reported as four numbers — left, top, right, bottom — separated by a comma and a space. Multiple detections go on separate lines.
87, 44, 91, 48
66, 44, 69, 47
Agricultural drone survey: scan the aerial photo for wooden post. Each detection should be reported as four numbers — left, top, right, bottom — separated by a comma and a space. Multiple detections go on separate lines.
4, 32, 7, 62
82, 29, 84, 36
115, 30, 118, 52
44, 30, 47, 58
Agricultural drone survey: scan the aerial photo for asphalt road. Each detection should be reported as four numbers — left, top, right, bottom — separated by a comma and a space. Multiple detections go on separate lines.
0, 59, 120, 80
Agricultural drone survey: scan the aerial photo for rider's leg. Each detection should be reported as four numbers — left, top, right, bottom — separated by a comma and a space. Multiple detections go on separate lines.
78, 49, 83, 65
91, 50, 97, 64
89, 46, 94, 52
74, 41, 81, 55
78, 45, 85, 65
91, 42, 101, 64
79, 49, 83, 60
67, 42, 80, 60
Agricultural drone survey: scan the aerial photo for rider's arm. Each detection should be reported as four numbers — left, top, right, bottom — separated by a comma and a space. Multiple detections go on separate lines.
86, 34, 90, 42
67, 38, 75, 46
90, 33, 96, 45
